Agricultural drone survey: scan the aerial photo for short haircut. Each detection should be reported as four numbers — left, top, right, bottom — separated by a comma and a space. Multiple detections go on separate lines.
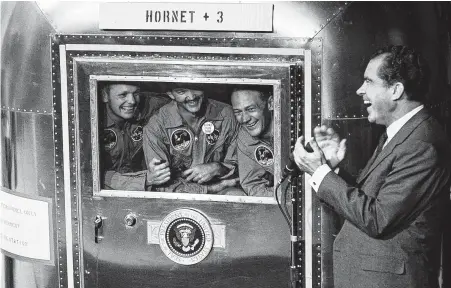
231, 85, 272, 102
167, 82, 204, 91
370, 45, 430, 102
99, 81, 141, 96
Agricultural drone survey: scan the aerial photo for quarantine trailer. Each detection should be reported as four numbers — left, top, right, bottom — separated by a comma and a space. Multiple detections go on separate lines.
1, 2, 450, 288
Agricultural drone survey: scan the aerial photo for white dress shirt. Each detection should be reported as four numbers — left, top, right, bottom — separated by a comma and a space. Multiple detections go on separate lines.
309, 105, 424, 192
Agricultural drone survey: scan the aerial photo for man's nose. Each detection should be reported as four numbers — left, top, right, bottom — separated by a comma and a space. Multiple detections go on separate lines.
185, 91, 195, 100
125, 93, 136, 104
242, 112, 251, 123
356, 84, 365, 96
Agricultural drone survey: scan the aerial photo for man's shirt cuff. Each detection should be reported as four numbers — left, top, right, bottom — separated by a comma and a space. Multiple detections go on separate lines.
308, 164, 332, 192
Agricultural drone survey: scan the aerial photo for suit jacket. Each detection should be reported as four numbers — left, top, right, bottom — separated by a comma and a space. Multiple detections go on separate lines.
317, 109, 451, 288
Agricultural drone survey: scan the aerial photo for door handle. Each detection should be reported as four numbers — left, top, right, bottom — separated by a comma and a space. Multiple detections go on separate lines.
94, 215, 103, 243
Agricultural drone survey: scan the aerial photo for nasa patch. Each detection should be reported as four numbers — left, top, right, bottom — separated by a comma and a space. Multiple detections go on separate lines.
103, 129, 117, 151
254, 145, 274, 167
131, 125, 143, 142
171, 128, 191, 151
158, 209, 213, 265
206, 129, 220, 145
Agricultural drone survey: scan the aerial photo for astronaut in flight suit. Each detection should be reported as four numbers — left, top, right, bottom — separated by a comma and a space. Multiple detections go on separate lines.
231, 87, 274, 197
143, 83, 240, 194
101, 82, 170, 190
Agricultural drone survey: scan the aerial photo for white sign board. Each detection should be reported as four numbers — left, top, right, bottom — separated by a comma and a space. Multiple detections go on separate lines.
100, 3, 273, 31
0, 189, 52, 262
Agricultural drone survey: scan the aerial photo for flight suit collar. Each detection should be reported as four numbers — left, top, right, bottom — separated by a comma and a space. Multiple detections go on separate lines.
239, 127, 273, 147
105, 110, 117, 128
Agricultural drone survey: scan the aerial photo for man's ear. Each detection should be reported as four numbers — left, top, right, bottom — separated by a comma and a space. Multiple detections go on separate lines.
101, 88, 109, 103
166, 91, 175, 100
267, 95, 274, 111
391, 82, 405, 101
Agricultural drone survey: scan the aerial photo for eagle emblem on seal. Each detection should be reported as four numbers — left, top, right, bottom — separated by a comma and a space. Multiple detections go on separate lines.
158, 209, 213, 265
172, 223, 200, 252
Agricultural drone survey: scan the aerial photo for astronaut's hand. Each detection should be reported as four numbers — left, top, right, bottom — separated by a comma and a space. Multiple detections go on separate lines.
260, 172, 274, 188
206, 178, 240, 193
146, 158, 171, 186
313, 125, 347, 169
182, 162, 227, 184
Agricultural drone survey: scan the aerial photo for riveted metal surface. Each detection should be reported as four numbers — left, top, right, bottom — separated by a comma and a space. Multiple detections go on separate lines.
2, 2, 450, 288
37, 2, 347, 39
0, 97, 59, 288
321, 2, 451, 122
51, 38, 69, 288
315, 2, 451, 287
1, 2, 61, 288
296, 62, 305, 288
66, 47, 83, 288
289, 64, 303, 288
51, 34, 311, 288
308, 39, 323, 288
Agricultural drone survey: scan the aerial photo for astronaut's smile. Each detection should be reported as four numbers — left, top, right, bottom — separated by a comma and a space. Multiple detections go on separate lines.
246, 121, 258, 129
121, 106, 136, 114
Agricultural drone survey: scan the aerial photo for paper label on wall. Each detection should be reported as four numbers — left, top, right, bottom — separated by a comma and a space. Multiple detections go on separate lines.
0, 189, 51, 261
100, 3, 273, 31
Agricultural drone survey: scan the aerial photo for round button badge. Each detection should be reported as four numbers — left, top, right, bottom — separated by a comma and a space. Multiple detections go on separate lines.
202, 122, 214, 134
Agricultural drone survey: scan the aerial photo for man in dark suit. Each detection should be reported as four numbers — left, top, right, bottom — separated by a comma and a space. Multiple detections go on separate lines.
293, 46, 451, 287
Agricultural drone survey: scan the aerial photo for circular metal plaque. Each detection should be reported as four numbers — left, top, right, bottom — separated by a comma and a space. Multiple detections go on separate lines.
158, 209, 213, 265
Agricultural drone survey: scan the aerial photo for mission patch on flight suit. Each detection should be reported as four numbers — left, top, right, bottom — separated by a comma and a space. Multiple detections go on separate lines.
171, 128, 191, 151
206, 129, 220, 145
131, 125, 143, 142
254, 145, 274, 167
103, 128, 117, 151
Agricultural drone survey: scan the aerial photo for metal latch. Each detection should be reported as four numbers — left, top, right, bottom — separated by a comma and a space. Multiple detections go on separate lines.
94, 215, 103, 243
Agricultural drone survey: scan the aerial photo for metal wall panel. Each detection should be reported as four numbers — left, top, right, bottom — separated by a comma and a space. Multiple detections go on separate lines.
0, 110, 55, 196
36, 2, 344, 39
0, 109, 58, 288
1, 3, 59, 288
317, 2, 451, 288
321, 2, 450, 133
1, 2, 55, 112
54, 37, 307, 288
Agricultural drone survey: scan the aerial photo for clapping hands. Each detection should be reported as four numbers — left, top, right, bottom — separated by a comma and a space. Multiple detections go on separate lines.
314, 125, 346, 169
293, 125, 347, 175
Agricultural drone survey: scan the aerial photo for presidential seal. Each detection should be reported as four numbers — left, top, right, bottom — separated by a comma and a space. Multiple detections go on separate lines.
254, 145, 274, 166
171, 128, 191, 151
103, 129, 117, 151
158, 209, 213, 265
